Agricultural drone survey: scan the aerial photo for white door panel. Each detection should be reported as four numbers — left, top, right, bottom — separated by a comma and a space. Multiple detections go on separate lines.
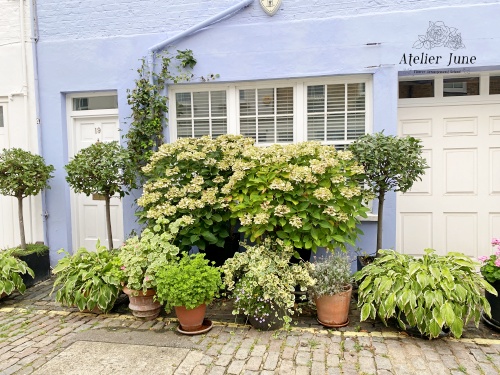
71, 116, 123, 251
397, 103, 500, 258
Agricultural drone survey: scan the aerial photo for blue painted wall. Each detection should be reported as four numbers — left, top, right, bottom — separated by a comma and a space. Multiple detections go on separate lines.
35, 0, 500, 264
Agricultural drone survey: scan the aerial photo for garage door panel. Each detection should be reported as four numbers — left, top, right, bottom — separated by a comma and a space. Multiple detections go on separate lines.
400, 213, 433, 255
443, 117, 478, 137
444, 148, 477, 195
407, 149, 432, 194
445, 213, 477, 256
400, 119, 433, 137
491, 148, 500, 194
490, 117, 500, 134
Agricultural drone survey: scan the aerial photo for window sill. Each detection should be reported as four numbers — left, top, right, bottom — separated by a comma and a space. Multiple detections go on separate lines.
360, 213, 378, 222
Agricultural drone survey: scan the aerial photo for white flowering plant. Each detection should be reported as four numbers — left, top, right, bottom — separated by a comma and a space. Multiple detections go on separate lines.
221, 239, 315, 329
117, 218, 183, 293
138, 135, 254, 251
224, 142, 370, 253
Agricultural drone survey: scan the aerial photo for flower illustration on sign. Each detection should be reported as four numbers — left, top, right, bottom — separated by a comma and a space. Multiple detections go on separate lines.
413, 21, 465, 50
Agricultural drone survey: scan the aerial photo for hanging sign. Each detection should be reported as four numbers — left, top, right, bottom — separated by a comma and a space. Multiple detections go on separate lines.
260, 0, 282, 16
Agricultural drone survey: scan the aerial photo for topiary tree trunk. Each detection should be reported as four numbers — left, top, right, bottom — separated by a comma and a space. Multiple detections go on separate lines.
0, 148, 55, 250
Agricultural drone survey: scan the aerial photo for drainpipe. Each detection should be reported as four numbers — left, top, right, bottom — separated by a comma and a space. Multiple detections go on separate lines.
147, 0, 253, 79
28, 0, 49, 246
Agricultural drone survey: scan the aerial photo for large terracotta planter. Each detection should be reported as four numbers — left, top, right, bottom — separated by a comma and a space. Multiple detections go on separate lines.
175, 304, 207, 332
122, 286, 161, 320
315, 284, 352, 327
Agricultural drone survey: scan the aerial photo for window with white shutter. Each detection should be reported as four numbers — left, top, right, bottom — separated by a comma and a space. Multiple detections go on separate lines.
170, 76, 371, 144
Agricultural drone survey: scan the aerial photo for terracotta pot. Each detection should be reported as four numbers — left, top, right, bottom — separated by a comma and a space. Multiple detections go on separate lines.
175, 304, 207, 332
315, 284, 352, 327
122, 286, 161, 320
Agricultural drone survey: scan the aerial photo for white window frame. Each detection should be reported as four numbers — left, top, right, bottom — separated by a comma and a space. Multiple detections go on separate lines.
169, 75, 373, 144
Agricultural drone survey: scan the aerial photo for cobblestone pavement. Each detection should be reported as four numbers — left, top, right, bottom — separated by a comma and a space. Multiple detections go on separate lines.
0, 279, 500, 375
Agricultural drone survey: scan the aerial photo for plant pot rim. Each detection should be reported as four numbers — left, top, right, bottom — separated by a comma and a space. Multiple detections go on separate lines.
314, 284, 352, 298
122, 286, 156, 297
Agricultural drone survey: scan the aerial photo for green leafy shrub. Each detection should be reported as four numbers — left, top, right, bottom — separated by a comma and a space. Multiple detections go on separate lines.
139, 135, 253, 251
51, 241, 122, 313
349, 132, 427, 255
354, 249, 496, 339
65, 141, 137, 250
117, 218, 182, 293
10, 243, 49, 257
0, 249, 34, 296
155, 252, 222, 311
479, 238, 500, 283
222, 239, 315, 329
0, 148, 54, 249
224, 142, 369, 252
309, 253, 352, 297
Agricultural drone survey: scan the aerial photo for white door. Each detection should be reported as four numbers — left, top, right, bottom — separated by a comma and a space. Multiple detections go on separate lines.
397, 103, 500, 258
70, 116, 123, 251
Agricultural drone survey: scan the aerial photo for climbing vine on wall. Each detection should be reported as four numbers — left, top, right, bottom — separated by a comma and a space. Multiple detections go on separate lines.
125, 49, 200, 179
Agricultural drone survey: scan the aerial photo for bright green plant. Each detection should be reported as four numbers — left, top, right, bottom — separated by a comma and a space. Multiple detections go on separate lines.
224, 142, 369, 253
354, 249, 497, 339
221, 239, 315, 329
65, 141, 137, 250
0, 249, 34, 296
0, 148, 54, 250
349, 132, 427, 256
118, 218, 182, 293
51, 241, 122, 313
155, 252, 222, 312
309, 252, 352, 298
139, 135, 253, 251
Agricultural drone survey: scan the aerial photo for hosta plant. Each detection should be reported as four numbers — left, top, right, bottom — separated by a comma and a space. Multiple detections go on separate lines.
222, 239, 315, 329
117, 218, 182, 293
224, 142, 369, 253
354, 249, 496, 339
0, 249, 34, 296
155, 252, 222, 312
51, 241, 122, 313
139, 135, 254, 251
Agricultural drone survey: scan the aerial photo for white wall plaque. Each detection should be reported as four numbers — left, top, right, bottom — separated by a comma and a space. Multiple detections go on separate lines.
260, 0, 282, 16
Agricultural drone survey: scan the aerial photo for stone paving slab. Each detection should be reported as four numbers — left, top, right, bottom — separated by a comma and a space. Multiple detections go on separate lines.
0, 279, 500, 374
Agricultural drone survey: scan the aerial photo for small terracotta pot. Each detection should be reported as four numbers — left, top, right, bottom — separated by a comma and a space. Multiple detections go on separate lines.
315, 284, 352, 327
122, 286, 161, 320
175, 304, 206, 332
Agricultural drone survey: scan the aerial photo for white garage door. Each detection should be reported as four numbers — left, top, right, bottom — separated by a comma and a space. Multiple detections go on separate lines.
397, 94, 500, 258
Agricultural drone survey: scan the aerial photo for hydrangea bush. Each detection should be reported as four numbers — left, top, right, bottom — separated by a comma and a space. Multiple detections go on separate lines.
224, 142, 370, 252
138, 135, 254, 251
221, 239, 315, 329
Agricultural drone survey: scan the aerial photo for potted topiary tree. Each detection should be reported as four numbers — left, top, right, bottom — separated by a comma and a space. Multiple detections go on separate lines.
0, 148, 54, 250
65, 141, 137, 250
349, 132, 427, 258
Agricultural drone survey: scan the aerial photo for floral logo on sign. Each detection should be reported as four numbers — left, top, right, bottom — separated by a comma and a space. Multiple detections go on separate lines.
413, 21, 465, 50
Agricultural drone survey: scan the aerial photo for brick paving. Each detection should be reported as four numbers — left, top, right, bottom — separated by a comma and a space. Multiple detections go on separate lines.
0, 279, 499, 374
